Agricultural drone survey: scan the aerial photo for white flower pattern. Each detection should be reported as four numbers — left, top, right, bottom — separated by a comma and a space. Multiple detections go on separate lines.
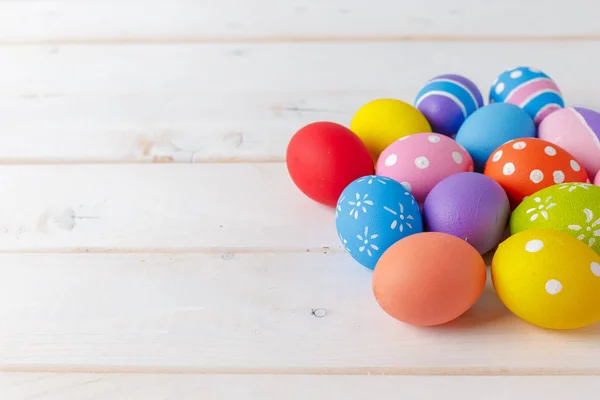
356, 226, 379, 257
525, 196, 556, 221
336, 194, 345, 218
339, 232, 351, 253
357, 176, 388, 185
347, 192, 373, 219
559, 183, 592, 192
384, 203, 415, 232
568, 209, 600, 247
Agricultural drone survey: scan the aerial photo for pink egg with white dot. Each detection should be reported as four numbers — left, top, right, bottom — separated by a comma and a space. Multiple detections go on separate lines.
376, 132, 474, 204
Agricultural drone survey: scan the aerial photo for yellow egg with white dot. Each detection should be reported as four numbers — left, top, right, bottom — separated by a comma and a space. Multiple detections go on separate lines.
350, 98, 431, 161
492, 228, 600, 330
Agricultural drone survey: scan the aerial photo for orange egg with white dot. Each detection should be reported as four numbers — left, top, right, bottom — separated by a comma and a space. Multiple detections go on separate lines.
492, 228, 600, 330
483, 138, 589, 209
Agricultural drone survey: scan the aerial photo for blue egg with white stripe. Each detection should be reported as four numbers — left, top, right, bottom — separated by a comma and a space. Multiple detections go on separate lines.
335, 175, 423, 270
489, 66, 564, 125
414, 74, 484, 137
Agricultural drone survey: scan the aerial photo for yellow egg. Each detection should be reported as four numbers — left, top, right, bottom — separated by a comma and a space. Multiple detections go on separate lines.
350, 98, 431, 160
492, 228, 600, 330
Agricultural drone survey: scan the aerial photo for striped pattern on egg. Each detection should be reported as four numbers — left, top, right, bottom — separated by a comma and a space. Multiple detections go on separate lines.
489, 66, 564, 125
414, 74, 484, 137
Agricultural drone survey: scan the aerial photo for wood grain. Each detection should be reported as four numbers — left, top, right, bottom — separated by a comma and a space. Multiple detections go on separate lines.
0, 373, 598, 399
0, 41, 597, 163
0, 0, 598, 43
0, 163, 339, 251
0, 252, 598, 372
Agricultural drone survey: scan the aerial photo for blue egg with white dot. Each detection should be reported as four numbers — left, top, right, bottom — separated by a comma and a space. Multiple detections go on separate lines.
414, 74, 484, 137
455, 102, 536, 172
335, 175, 423, 270
489, 66, 564, 125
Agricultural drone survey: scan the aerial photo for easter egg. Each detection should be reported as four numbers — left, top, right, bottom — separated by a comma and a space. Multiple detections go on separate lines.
414, 74, 484, 137
538, 106, 600, 178
483, 138, 589, 209
489, 66, 563, 125
372, 232, 487, 326
510, 182, 600, 255
492, 228, 600, 330
350, 98, 431, 161
596, 170, 600, 186
375, 133, 474, 204
455, 103, 536, 171
335, 175, 423, 270
423, 172, 510, 254
286, 121, 374, 207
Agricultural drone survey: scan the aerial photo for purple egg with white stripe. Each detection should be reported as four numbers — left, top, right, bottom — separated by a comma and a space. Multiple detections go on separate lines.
414, 74, 484, 137
489, 66, 564, 125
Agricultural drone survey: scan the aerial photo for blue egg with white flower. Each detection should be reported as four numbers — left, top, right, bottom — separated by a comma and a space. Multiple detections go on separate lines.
335, 175, 423, 270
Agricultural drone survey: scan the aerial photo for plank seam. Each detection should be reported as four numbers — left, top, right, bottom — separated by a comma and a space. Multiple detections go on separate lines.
1, 35, 600, 45
0, 366, 598, 376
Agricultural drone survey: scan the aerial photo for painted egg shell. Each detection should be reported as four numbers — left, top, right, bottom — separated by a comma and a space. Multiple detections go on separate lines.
335, 175, 423, 270
423, 172, 510, 254
286, 121, 374, 207
455, 103, 535, 171
510, 182, 600, 255
483, 138, 589, 209
538, 106, 600, 178
372, 232, 487, 327
489, 66, 563, 125
350, 98, 431, 161
492, 228, 600, 330
596, 170, 600, 186
375, 133, 474, 204
414, 74, 484, 137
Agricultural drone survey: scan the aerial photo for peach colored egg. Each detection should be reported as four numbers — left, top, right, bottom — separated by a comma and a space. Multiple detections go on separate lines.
375, 133, 474, 204
372, 232, 487, 327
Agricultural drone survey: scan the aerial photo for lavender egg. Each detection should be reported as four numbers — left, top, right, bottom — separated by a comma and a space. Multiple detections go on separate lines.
423, 172, 510, 254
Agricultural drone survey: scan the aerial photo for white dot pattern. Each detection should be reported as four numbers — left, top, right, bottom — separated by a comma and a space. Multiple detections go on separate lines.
452, 151, 463, 164
492, 150, 503, 162
512, 141, 526, 150
530, 169, 544, 184
401, 181, 412, 192
428, 135, 441, 143
415, 156, 430, 169
545, 279, 562, 295
570, 160, 581, 172
553, 170, 565, 184
544, 146, 557, 156
510, 70, 523, 79
384, 153, 397, 167
591, 261, 600, 277
525, 239, 544, 253
503, 162, 516, 176
495, 82, 505, 94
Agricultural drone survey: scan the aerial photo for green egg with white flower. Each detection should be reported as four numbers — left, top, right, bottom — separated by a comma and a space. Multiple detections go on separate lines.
510, 182, 600, 255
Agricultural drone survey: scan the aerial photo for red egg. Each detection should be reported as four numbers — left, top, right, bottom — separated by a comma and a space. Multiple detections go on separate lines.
286, 121, 374, 207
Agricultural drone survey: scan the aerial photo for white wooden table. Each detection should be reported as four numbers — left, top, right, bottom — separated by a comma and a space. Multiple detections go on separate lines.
0, 1, 599, 398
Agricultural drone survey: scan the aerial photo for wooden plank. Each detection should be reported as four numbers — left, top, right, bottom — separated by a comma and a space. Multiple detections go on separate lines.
0, 252, 598, 372
0, 41, 599, 162
0, 0, 597, 42
0, 374, 598, 399
0, 163, 339, 251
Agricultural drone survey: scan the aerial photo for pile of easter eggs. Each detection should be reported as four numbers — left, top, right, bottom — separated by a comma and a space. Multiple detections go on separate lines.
286, 66, 600, 331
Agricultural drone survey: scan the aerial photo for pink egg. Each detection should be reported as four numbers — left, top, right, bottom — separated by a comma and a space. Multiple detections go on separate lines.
538, 107, 600, 178
376, 132, 474, 204
595, 170, 600, 186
